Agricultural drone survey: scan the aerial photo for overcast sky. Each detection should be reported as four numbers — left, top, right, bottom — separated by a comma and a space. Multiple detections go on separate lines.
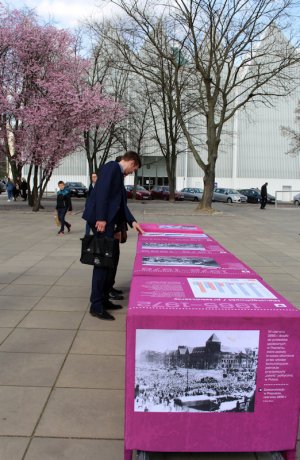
7, 0, 120, 29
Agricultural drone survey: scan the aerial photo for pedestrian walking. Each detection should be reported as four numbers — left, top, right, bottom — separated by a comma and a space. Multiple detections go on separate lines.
5, 178, 14, 202
82, 151, 144, 321
260, 182, 268, 209
56, 181, 72, 235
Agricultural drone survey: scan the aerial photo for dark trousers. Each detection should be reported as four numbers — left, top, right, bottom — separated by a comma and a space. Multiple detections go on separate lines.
57, 208, 70, 232
90, 223, 115, 313
106, 239, 120, 292
260, 196, 267, 209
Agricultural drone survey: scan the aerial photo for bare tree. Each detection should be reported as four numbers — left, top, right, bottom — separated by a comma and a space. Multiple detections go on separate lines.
95, 12, 192, 200
281, 101, 300, 156
81, 22, 129, 178
109, 0, 300, 209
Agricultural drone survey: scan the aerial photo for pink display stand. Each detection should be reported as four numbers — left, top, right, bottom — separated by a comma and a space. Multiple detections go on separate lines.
140, 223, 203, 233
125, 276, 300, 460
133, 251, 258, 279
137, 234, 229, 255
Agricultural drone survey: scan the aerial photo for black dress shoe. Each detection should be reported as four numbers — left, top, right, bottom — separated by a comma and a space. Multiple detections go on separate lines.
109, 291, 124, 300
89, 309, 115, 320
110, 287, 123, 295
103, 300, 123, 310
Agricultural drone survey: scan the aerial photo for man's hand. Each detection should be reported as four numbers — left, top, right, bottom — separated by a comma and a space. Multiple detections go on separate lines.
114, 231, 121, 241
132, 221, 144, 234
95, 220, 106, 232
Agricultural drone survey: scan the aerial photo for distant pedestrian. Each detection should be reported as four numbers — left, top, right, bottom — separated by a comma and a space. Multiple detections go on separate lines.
260, 182, 268, 209
56, 181, 72, 235
5, 178, 14, 202
21, 178, 28, 201
13, 176, 21, 201
84, 172, 98, 236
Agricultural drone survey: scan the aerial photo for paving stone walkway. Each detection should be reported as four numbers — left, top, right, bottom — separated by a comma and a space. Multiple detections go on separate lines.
0, 198, 299, 459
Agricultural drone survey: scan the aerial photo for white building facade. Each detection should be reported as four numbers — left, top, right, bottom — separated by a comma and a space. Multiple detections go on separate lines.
48, 86, 300, 198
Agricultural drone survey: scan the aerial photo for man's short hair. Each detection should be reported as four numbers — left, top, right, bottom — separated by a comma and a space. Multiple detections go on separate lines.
123, 151, 142, 168
58, 180, 64, 185
115, 155, 123, 163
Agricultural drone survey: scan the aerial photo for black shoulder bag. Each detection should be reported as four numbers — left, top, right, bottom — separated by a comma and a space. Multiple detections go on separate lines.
80, 235, 115, 268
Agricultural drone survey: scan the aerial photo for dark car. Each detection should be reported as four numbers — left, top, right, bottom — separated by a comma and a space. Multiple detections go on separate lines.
238, 188, 275, 204
238, 189, 261, 204
65, 182, 88, 198
125, 185, 152, 200
0, 181, 5, 194
150, 185, 184, 201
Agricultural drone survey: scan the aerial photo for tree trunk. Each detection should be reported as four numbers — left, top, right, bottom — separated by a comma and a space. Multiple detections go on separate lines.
166, 155, 176, 202
197, 163, 216, 210
32, 171, 52, 212
10, 158, 22, 182
31, 165, 40, 212
27, 164, 33, 207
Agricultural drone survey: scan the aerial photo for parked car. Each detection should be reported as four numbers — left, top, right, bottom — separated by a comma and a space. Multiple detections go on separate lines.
238, 189, 261, 203
65, 182, 88, 198
237, 188, 275, 204
213, 188, 247, 203
254, 188, 275, 204
125, 185, 152, 200
0, 181, 6, 194
180, 187, 203, 201
150, 185, 184, 201
293, 193, 300, 206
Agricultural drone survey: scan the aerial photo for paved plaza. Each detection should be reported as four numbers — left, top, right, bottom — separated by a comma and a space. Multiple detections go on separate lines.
0, 196, 299, 460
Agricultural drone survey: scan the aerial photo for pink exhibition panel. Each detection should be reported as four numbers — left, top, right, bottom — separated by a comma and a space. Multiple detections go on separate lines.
140, 222, 203, 233
133, 251, 258, 279
125, 276, 300, 460
137, 233, 229, 255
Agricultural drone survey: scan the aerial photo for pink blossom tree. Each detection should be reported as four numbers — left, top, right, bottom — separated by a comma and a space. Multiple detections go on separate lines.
0, 7, 124, 210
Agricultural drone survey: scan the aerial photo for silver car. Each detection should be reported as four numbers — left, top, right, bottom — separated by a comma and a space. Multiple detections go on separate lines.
180, 187, 203, 201
293, 193, 300, 206
213, 188, 247, 203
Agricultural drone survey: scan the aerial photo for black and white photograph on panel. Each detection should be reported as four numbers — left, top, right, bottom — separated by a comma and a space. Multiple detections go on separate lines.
142, 256, 219, 267
134, 329, 259, 413
142, 242, 205, 251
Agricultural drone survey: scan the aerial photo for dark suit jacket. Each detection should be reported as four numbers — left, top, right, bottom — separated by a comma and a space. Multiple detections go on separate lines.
82, 161, 135, 227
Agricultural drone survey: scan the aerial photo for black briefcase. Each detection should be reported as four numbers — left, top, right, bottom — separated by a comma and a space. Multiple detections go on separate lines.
80, 235, 115, 268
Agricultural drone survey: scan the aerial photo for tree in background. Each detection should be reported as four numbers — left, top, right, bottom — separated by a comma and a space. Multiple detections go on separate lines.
98, 15, 189, 201
80, 22, 128, 178
111, 0, 300, 210
86, 20, 154, 196
0, 7, 123, 210
281, 102, 300, 156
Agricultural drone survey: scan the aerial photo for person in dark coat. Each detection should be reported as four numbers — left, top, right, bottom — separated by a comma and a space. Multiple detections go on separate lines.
56, 181, 72, 235
82, 151, 144, 321
21, 178, 28, 201
260, 182, 268, 209
13, 176, 21, 201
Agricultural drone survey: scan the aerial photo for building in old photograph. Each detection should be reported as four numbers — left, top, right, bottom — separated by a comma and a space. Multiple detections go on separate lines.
142, 333, 258, 372
168, 334, 257, 371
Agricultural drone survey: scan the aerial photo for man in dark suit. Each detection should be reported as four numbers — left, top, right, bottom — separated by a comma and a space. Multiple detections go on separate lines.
260, 182, 268, 209
82, 151, 143, 320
